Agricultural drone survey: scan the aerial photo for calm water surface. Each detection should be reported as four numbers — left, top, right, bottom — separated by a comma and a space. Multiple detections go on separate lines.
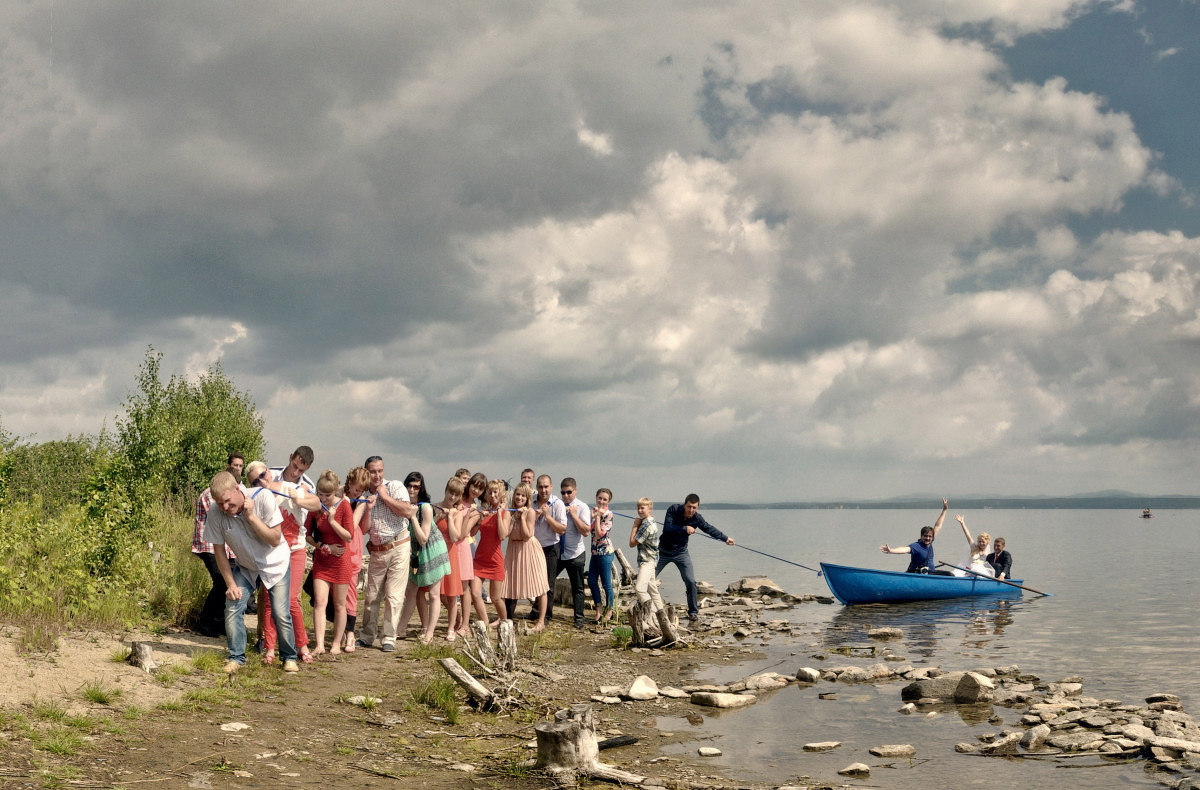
629, 508, 1199, 788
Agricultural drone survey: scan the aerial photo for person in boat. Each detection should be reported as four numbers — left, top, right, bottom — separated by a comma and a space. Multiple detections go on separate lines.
985, 537, 1011, 580
951, 514, 995, 578
879, 498, 950, 573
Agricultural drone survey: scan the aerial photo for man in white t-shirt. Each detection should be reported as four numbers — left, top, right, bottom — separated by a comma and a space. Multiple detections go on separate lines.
553, 477, 591, 628
206, 471, 300, 674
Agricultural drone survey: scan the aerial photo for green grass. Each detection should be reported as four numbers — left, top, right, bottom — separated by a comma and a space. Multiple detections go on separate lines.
80, 680, 122, 705
611, 626, 633, 649
122, 705, 144, 720
109, 646, 132, 663
31, 699, 68, 722
497, 756, 533, 778
35, 727, 86, 756
410, 678, 460, 724
190, 649, 226, 673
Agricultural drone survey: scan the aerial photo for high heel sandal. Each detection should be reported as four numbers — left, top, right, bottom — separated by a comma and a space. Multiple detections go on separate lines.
300, 649, 314, 664
262, 650, 276, 666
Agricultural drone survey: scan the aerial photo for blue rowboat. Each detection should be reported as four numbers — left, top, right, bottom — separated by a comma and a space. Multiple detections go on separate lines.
820, 562, 1024, 605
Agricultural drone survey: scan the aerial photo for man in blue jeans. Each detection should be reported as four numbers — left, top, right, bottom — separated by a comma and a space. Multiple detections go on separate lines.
206, 470, 300, 674
658, 494, 735, 623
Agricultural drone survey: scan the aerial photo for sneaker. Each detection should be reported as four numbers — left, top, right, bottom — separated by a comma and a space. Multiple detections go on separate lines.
380, 642, 396, 653
282, 659, 299, 673
223, 660, 242, 674
355, 638, 371, 648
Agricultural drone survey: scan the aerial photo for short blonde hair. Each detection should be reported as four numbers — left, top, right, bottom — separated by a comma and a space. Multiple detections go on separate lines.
637, 497, 654, 509
211, 471, 238, 497
511, 482, 533, 508
486, 479, 506, 507
316, 469, 340, 495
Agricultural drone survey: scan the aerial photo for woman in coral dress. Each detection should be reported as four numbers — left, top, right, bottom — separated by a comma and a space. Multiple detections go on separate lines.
471, 479, 511, 624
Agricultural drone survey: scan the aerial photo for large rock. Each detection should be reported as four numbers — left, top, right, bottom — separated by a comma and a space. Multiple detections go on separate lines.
1020, 724, 1050, 749
726, 576, 786, 597
902, 671, 965, 701
838, 763, 870, 777
622, 675, 659, 701
1046, 731, 1105, 751
900, 671, 994, 703
741, 672, 791, 692
803, 742, 841, 752
868, 627, 903, 639
869, 744, 915, 758
795, 667, 821, 683
690, 692, 756, 709
979, 732, 1023, 754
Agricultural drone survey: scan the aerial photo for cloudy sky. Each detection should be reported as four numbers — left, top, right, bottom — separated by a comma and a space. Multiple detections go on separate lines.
2, 0, 1198, 502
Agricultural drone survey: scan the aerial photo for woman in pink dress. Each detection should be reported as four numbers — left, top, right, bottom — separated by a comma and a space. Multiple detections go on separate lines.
453, 472, 485, 637
471, 479, 511, 625
503, 483, 548, 631
308, 470, 355, 656
436, 478, 466, 641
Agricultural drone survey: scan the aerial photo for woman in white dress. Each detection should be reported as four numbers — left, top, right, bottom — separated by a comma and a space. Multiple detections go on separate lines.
951, 514, 995, 578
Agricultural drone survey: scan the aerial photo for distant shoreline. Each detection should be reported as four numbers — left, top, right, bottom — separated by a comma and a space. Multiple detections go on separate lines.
614, 496, 1200, 510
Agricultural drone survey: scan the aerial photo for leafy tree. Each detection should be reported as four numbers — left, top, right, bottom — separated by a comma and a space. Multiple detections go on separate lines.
116, 348, 265, 504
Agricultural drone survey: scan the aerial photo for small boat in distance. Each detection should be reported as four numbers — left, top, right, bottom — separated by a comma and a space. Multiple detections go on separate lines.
1141, 508, 1154, 519
820, 562, 1024, 606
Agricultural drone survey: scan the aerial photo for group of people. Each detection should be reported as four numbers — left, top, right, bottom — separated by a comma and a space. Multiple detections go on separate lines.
880, 498, 1013, 580
192, 449, 736, 673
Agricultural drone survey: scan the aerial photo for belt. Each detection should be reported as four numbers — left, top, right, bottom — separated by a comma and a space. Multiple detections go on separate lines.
367, 535, 410, 553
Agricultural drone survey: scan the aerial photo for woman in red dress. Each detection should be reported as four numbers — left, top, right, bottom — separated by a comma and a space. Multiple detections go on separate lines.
471, 479, 511, 625
308, 470, 356, 656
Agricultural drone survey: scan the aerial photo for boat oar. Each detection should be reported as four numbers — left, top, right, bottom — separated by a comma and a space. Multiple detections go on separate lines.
936, 562, 1052, 597
611, 510, 821, 574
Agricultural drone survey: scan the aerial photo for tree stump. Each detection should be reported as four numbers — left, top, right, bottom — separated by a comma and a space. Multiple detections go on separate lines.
126, 641, 157, 673
535, 704, 647, 784
654, 605, 679, 647
629, 600, 660, 647
469, 620, 498, 669
496, 620, 518, 671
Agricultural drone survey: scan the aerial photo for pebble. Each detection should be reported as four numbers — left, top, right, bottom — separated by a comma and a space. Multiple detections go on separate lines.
450, 764, 475, 772
803, 742, 841, 752
838, 763, 870, 777
954, 742, 977, 753
697, 747, 722, 757
220, 722, 251, 733
868, 627, 903, 639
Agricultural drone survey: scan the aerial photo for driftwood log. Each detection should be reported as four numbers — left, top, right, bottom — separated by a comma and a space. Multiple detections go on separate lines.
437, 657, 497, 711
126, 641, 157, 673
534, 704, 646, 784
628, 601, 680, 648
612, 548, 636, 586
496, 620, 518, 671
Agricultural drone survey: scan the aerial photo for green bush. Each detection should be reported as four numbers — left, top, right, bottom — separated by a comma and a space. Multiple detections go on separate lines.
0, 349, 265, 633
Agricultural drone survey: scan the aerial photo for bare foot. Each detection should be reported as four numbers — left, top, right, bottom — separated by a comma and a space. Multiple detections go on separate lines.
419, 633, 434, 645
342, 643, 355, 653
530, 622, 545, 633
329, 647, 342, 656
445, 631, 456, 642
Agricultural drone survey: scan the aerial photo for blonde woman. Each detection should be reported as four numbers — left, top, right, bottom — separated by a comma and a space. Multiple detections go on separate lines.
308, 470, 355, 655
502, 483, 548, 631
952, 514, 995, 578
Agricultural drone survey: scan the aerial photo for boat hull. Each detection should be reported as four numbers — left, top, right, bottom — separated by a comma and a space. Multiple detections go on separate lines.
820, 562, 1024, 605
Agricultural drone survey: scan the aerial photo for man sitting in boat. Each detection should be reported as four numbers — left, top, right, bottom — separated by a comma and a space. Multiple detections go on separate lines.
985, 537, 1011, 580
879, 498, 950, 574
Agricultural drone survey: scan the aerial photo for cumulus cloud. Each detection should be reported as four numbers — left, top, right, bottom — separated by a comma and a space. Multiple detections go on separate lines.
0, 0, 1196, 499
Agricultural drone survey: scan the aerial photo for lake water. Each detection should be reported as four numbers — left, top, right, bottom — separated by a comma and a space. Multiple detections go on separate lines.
626, 508, 1200, 788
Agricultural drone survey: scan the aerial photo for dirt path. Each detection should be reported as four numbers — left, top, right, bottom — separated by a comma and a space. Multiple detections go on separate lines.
0, 618, 760, 789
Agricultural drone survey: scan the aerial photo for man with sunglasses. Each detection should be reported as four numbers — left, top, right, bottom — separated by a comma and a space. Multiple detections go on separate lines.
552, 477, 591, 628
